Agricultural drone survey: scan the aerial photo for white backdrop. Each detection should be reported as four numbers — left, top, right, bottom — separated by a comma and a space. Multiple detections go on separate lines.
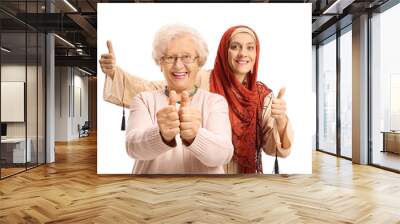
97, 3, 312, 174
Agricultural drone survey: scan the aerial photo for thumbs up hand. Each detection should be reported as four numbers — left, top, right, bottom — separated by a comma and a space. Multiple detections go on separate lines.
179, 91, 202, 145
180, 91, 190, 107
271, 87, 288, 129
169, 89, 177, 106
156, 90, 180, 143
99, 40, 117, 79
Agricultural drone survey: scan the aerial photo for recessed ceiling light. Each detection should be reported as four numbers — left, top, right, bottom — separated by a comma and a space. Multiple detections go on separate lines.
323, 0, 355, 15
54, 34, 75, 48
77, 67, 92, 76
63, 0, 78, 12
1, 47, 11, 53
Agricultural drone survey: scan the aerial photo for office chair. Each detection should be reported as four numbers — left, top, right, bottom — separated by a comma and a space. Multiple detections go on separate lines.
79, 121, 90, 138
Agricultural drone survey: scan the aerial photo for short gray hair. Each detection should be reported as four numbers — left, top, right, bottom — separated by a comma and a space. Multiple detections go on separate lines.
152, 24, 208, 67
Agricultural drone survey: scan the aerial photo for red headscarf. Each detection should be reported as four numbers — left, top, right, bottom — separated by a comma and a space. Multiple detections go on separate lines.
210, 25, 271, 173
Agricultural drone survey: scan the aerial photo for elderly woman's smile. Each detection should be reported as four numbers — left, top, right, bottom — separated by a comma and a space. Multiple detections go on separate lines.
171, 71, 188, 80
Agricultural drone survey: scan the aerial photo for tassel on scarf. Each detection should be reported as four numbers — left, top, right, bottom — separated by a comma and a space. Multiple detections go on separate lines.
121, 107, 126, 131
274, 153, 279, 174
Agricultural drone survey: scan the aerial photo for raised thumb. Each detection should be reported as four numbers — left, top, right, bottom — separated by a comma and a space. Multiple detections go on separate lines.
277, 87, 286, 99
180, 91, 190, 107
169, 90, 177, 106
107, 40, 114, 54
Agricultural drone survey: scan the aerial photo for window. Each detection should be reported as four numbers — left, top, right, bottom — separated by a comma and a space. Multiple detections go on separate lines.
340, 28, 352, 158
318, 36, 337, 155
371, 2, 400, 171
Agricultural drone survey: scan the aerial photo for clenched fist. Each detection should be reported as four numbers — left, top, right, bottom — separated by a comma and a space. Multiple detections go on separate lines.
99, 40, 117, 79
156, 90, 180, 143
179, 91, 202, 145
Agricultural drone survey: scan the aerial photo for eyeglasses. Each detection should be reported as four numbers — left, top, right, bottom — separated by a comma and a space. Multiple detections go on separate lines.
161, 55, 198, 64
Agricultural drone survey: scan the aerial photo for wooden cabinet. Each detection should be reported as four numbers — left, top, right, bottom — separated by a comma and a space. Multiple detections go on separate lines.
382, 131, 400, 154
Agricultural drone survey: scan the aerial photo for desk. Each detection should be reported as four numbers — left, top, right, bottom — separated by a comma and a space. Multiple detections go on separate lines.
1, 138, 31, 163
381, 131, 400, 154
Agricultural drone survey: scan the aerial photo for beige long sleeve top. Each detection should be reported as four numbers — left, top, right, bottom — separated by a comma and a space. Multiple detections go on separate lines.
126, 89, 233, 174
104, 67, 294, 173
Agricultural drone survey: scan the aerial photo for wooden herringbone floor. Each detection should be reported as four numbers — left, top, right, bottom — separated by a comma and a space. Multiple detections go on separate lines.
1, 134, 400, 223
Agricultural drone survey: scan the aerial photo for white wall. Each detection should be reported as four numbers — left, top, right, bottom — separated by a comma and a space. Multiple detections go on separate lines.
55, 67, 69, 141
72, 71, 89, 138
54, 67, 89, 141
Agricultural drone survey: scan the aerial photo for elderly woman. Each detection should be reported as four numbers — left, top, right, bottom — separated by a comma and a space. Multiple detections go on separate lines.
100, 25, 293, 174
124, 24, 233, 174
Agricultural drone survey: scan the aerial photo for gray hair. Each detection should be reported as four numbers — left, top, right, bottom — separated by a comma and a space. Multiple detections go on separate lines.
152, 24, 208, 67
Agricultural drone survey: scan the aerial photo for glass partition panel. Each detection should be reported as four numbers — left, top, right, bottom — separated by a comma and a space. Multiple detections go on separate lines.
317, 36, 337, 155
1, 30, 27, 178
340, 28, 352, 158
371, 4, 400, 171
0, 0, 47, 179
